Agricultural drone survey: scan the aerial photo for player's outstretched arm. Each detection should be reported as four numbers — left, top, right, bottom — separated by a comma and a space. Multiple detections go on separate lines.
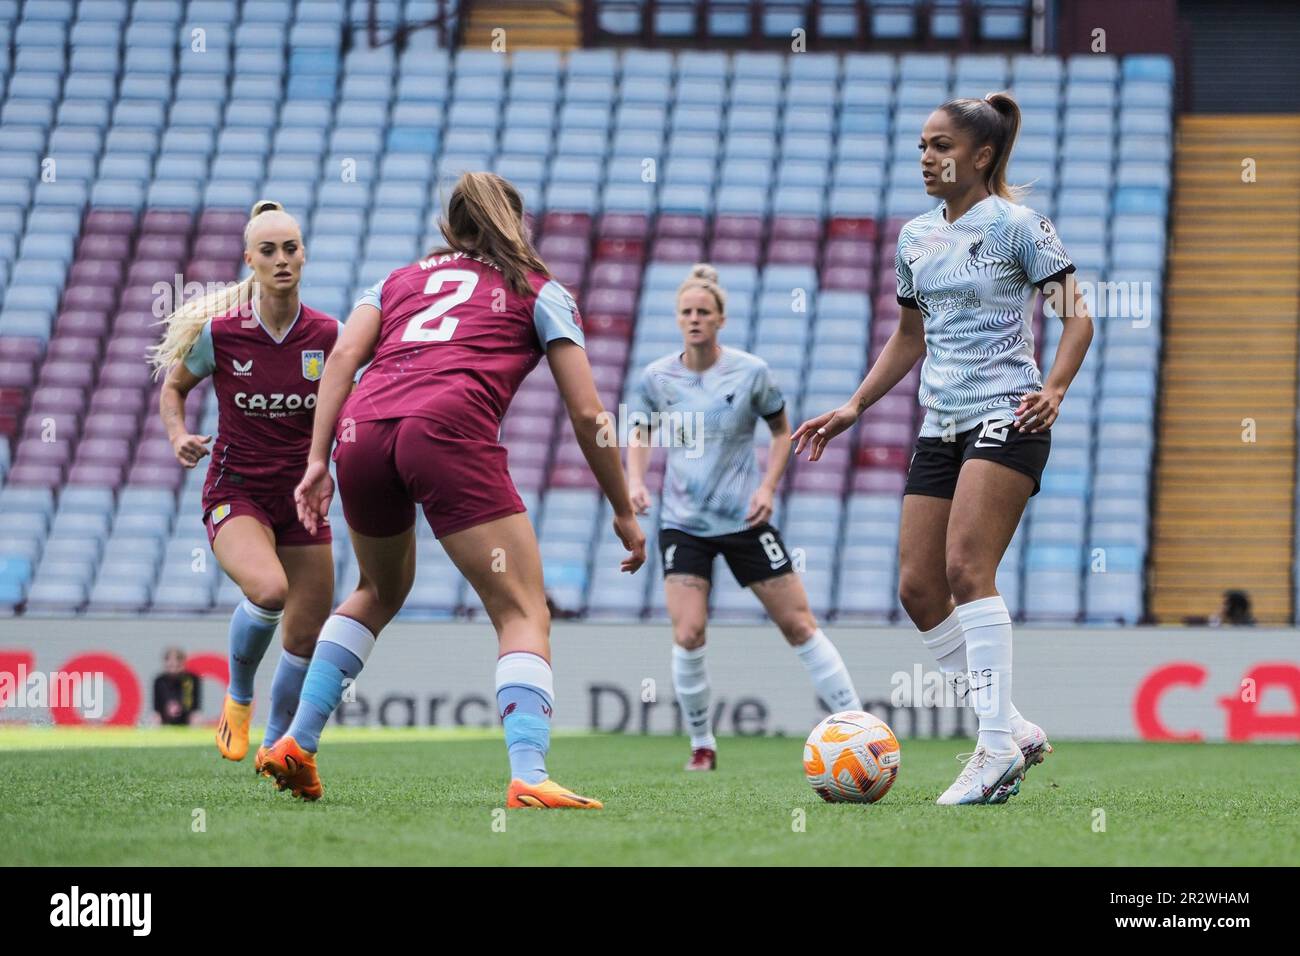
549, 340, 646, 573
793, 306, 927, 461
1016, 273, 1094, 433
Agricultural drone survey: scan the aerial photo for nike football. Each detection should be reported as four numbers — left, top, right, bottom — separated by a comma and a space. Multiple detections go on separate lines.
802, 710, 901, 804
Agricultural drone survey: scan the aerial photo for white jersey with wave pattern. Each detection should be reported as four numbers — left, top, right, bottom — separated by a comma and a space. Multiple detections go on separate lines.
895, 194, 1074, 437
634, 347, 785, 538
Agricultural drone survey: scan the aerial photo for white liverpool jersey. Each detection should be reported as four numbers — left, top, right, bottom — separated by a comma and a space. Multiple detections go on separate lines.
895, 194, 1075, 437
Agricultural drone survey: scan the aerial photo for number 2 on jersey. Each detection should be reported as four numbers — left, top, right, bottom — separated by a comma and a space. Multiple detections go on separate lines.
400, 268, 479, 343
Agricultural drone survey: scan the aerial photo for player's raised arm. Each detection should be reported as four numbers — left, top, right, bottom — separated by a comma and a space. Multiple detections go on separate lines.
793, 305, 927, 461
549, 339, 646, 573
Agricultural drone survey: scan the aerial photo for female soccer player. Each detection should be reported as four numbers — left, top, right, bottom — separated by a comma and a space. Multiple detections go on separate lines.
269, 172, 646, 807
153, 200, 339, 772
795, 93, 1094, 805
627, 264, 862, 772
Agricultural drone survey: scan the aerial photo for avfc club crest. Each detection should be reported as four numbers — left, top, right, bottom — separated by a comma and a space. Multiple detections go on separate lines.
301, 350, 324, 381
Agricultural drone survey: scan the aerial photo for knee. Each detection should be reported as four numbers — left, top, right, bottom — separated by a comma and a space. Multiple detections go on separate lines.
898, 571, 944, 623
945, 551, 989, 605
245, 576, 288, 613
488, 587, 551, 635
673, 622, 707, 651
280, 630, 317, 658
775, 606, 817, 645
358, 568, 412, 615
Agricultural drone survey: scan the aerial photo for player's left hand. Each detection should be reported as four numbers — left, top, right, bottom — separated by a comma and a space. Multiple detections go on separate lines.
746, 485, 775, 525
613, 511, 646, 574
294, 459, 334, 536
1014, 387, 1064, 433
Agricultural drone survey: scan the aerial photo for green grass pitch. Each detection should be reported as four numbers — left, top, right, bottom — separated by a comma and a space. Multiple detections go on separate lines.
2, 727, 1296, 866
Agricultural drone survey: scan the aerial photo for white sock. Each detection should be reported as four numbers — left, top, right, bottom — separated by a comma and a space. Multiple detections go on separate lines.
956, 595, 1016, 753
793, 628, 861, 712
923, 606, 1025, 733
318, 613, 377, 665
671, 644, 716, 750
920, 608, 967, 698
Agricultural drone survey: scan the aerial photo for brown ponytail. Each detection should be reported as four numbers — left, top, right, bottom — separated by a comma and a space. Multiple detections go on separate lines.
939, 91, 1025, 202
429, 172, 550, 295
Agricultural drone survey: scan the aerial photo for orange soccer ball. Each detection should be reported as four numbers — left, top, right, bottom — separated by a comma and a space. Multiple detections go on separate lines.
803, 711, 901, 804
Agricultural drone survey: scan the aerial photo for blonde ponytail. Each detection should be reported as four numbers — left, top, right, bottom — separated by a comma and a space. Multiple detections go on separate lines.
677, 263, 726, 314
147, 200, 289, 378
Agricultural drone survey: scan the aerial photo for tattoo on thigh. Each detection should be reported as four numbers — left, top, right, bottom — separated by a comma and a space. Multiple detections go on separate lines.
666, 574, 710, 591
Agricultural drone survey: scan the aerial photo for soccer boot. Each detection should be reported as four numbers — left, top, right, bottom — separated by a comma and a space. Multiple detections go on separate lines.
1013, 718, 1053, 771
684, 747, 717, 771
506, 778, 603, 809
260, 735, 323, 801
936, 746, 1026, 806
215, 694, 252, 762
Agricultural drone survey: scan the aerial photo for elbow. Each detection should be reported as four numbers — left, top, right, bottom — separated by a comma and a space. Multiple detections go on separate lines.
327, 352, 363, 377
570, 404, 608, 428
568, 404, 610, 437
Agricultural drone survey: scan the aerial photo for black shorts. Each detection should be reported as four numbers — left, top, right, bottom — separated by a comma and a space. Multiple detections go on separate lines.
904, 418, 1051, 498
658, 523, 795, 587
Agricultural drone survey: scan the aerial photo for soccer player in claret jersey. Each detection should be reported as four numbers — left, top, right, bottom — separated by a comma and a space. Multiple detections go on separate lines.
153, 200, 340, 774
270, 172, 646, 807
627, 264, 862, 773
795, 93, 1094, 805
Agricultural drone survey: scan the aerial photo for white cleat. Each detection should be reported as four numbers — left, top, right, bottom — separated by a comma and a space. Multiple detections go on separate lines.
1013, 718, 1053, 771
936, 746, 1026, 806
990, 719, 1053, 802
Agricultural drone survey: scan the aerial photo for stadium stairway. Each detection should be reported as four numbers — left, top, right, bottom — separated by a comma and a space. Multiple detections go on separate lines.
1151, 115, 1300, 624
464, 0, 581, 49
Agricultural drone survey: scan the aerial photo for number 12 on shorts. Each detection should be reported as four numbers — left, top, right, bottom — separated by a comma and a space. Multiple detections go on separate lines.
400, 268, 479, 343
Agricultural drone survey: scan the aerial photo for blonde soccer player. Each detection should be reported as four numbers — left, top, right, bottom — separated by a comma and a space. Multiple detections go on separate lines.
153, 201, 339, 773
628, 263, 862, 772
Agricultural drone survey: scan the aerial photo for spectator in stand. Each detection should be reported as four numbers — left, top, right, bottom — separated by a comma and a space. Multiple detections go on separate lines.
1213, 590, 1256, 627
153, 647, 202, 726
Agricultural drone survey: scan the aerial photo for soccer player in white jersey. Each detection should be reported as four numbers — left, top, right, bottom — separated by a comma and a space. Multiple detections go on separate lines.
628, 264, 862, 772
795, 94, 1094, 805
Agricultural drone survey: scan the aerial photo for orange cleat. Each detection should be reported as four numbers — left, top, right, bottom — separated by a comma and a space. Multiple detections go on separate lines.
506, 778, 603, 810
215, 694, 252, 762
253, 745, 272, 777
259, 735, 323, 801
